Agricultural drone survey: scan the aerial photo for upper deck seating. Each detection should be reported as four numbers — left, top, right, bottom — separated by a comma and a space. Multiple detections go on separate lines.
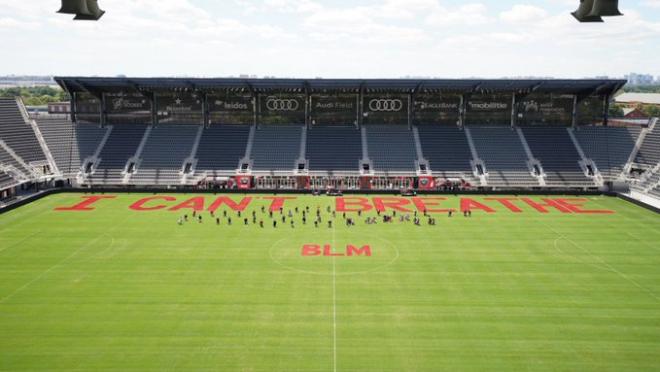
306, 126, 362, 172
522, 127, 594, 187
469, 126, 537, 187
251, 125, 302, 171
365, 125, 417, 172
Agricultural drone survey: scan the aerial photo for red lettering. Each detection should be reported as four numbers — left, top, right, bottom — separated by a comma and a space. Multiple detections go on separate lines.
207, 196, 252, 212
302, 244, 322, 256
347, 245, 372, 257
129, 196, 176, 211
373, 197, 413, 213
55, 195, 116, 211
412, 197, 453, 213
324, 244, 344, 257
460, 198, 496, 213
168, 197, 205, 212
553, 198, 614, 214
521, 198, 572, 213
336, 197, 373, 212
485, 197, 523, 213
262, 197, 297, 212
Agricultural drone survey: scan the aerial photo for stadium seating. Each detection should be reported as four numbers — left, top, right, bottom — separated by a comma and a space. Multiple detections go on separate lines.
0, 170, 18, 189
131, 125, 199, 185
36, 118, 77, 175
87, 124, 148, 184
0, 145, 31, 178
417, 126, 474, 179
522, 127, 594, 187
251, 125, 302, 171
306, 126, 362, 172
36, 119, 106, 177
635, 126, 660, 166
469, 126, 538, 187
365, 125, 417, 172
574, 126, 641, 180
195, 125, 251, 176
0, 98, 47, 164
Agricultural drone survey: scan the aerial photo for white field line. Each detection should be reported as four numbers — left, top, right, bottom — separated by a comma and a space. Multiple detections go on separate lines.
545, 223, 660, 302
0, 233, 107, 304
332, 224, 337, 372
0, 230, 40, 255
0, 217, 130, 304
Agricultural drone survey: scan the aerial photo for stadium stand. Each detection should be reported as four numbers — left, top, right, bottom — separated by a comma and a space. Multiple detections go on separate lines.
35, 119, 107, 177
0, 98, 47, 164
0, 170, 18, 189
634, 126, 660, 166
522, 127, 594, 187
0, 145, 31, 178
86, 124, 147, 184
36, 118, 77, 175
251, 125, 302, 171
194, 125, 251, 176
574, 126, 641, 180
468, 126, 538, 187
131, 125, 199, 185
365, 125, 417, 172
417, 126, 474, 179
630, 166, 660, 197
306, 126, 362, 172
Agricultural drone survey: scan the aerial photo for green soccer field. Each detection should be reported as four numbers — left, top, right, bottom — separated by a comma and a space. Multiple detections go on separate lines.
0, 193, 659, 371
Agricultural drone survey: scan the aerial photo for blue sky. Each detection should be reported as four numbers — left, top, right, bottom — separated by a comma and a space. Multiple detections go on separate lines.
0, 0, 659, 78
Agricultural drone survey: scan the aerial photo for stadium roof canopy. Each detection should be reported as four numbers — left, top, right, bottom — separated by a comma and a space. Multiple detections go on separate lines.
615, 93, 660, 106
55, 77, 626, 96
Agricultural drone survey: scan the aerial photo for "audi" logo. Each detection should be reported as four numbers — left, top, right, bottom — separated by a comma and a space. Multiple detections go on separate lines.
369, 99, 404, 112
266, 98, 300, 111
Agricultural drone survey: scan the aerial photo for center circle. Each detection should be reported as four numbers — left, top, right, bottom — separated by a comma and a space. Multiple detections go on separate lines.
268, 231, 400, 276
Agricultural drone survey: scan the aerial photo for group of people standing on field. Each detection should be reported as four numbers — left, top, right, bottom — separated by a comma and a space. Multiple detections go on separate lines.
176, 204, 474, 228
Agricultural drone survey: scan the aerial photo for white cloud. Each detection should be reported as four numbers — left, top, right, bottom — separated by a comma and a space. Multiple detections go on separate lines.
500, 5, 548, 23
426, 3, 492, 27
0, 0, 658, 78
0, 17, 40, 30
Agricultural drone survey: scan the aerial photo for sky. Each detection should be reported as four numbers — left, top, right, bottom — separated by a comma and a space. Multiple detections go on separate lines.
0, 0, 659, 79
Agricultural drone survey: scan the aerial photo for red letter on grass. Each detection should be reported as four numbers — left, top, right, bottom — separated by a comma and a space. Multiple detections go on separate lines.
373, 197, 413, 212
485, 197, 524, 213
336, 197, 373, 212
347, 245, 372, 257
553, 198, 614, 214
302, 244, 321, 256
460, 198, 496, 213
208, 197, 252, 212
129, 196, 176, 211
169, 197, 205, 212
262, 197, 297, 212
521, 198, 572, 214
412, 197, 453, 213
55, 195, 116, 211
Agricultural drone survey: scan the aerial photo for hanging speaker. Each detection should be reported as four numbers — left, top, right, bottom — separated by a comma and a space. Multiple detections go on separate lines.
57, 0, 91, 15
73, 0, 105, 20
572, 0, 604, 22
588, 0, 623, 17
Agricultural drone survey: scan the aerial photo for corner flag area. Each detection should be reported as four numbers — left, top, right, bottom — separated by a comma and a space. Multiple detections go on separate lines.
0, 193, 659, 371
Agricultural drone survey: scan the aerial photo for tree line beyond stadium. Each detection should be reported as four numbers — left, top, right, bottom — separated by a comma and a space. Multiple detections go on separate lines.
56, 77, 625, 127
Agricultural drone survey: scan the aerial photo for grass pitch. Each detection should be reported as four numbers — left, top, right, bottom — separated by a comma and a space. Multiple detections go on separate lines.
0, 193, 659, 371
